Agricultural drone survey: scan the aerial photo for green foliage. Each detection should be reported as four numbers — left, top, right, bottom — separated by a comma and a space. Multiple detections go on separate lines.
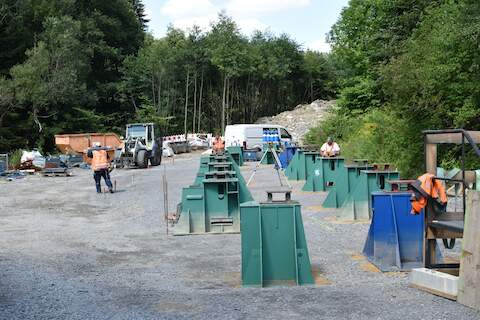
9, 149, 22, 169
307, 0, 480, 177
0, 0, 145, 152
120, 14, 338, 136
306, 107, 423, 177
0, 4, 336, 153
134, 105, 172, 127
337, 76, 380, 111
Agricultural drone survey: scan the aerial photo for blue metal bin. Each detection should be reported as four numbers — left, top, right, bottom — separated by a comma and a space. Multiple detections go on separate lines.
363, 192, 424, 271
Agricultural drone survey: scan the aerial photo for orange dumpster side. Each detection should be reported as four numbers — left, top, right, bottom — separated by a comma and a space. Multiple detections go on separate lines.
55, 133, 124, 164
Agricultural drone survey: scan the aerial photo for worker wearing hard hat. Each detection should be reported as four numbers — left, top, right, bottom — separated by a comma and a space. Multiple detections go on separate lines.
212, 134, 225, 154
320, 137, 340, 157
87, 142, 114, 194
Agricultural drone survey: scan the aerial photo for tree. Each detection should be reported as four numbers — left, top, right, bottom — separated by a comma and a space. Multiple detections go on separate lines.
207, 13, 248, 134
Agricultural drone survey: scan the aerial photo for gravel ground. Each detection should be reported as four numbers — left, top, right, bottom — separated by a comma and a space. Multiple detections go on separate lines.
0, 152, 478, 319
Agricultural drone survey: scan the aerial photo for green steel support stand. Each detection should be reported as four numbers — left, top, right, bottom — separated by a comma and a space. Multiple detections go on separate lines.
337, 170, 400, 220
241, 195, 314, 287
227, 146, 244, 166
302, 157, 345, 192
175, 151, 253, 235
322, 163, 373, 208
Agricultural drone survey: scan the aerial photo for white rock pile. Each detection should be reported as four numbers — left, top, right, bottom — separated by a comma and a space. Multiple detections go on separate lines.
256, 100, 336, 144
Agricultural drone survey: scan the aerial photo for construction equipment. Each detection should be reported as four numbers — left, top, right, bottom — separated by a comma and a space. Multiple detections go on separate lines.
240, 189, 314, 287
117, 123, 163, 168
247, 143, 291, 188
174, 151, 253, 235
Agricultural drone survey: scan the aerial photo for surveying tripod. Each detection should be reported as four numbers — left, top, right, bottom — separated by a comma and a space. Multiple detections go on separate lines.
247, 143, 291, 188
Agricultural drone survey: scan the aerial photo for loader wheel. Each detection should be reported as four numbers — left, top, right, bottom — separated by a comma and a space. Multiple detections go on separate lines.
150, 152, 162, 166
136, 150, 148, 168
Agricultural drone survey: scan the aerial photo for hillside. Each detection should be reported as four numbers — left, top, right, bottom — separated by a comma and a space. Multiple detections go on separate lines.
256, 100, 335, 144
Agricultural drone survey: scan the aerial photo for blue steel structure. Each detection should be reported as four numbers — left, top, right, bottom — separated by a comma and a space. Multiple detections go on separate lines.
363, 192, 425, 271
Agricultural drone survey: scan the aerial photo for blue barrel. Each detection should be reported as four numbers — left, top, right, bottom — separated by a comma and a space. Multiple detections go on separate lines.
363, 192, 424, 271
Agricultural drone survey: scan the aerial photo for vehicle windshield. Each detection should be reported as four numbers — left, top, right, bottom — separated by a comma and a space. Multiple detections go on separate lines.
127, 125, 146, 138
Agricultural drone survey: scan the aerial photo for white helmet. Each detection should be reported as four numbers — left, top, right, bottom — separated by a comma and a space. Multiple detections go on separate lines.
93, 142, 101, 148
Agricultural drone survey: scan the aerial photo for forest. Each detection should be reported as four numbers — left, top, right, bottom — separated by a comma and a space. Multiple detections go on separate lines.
1, 0, 479, 177
0, 0, 335, 153
305, 0, 480, 176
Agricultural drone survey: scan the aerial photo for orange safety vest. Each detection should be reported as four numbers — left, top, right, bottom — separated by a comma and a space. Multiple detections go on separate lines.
410, 173, 447, 214
91, 149, 109, 171
213, 137, 225, 152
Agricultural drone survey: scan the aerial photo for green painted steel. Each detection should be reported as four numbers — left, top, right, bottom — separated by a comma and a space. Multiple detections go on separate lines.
260, 144, 280, 165
193, 155, 211, 185
284, 150, 299, 178
227, 146, 244, 166
175, 152, 253, 235
285, 149, 306, 180
260, 149, 275, 164
477, 170, 480, 190
322, 163, 373, 207
337, 170, 400, 221
240, 200, 314, 287
302, 157, 346, 192
285, 150, 321, 181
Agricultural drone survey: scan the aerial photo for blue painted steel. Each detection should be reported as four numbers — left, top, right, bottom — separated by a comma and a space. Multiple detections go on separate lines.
243, 150, 258, 161
278, 146, 297, 168
363, 192, 424, 271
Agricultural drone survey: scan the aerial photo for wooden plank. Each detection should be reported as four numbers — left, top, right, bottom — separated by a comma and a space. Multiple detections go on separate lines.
425, 131, 480, 144
425, 144, 437, 174
458, 190, 480, 311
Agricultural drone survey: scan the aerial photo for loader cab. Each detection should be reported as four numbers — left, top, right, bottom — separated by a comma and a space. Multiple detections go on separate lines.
122, 123, 162, 168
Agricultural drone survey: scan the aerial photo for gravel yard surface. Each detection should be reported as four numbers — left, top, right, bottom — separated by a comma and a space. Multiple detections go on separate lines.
0, 152, 478, 319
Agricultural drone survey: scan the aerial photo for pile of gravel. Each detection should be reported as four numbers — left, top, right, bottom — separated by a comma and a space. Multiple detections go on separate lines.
256, 100, 335, 144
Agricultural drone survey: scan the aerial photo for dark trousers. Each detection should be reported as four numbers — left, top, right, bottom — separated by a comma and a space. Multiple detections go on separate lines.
93, 169, 113, 193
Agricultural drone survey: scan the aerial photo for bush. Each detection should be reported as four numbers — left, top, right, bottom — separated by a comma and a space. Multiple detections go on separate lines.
305, 107, 424, 178
9, 149, 22, 169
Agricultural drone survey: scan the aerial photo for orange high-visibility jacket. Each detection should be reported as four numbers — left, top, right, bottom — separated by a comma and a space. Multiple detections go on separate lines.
91, 149, 109, 171
410, 173, 447, 214
213, 137, 225, 153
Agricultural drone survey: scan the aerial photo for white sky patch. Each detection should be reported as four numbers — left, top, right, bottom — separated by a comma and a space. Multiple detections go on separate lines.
161, 0, 217, 19
236, 18, 267, 35
306, 39, 331, 53
160, 0, 311, 37
172, 14, 217, 32
226, 0, 310, 15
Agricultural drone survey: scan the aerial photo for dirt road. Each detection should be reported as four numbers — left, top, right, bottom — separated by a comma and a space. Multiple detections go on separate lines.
0, 153, 477, 319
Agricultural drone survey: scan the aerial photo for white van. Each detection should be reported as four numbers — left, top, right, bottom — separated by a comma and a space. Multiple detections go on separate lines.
224, 124, 294, 150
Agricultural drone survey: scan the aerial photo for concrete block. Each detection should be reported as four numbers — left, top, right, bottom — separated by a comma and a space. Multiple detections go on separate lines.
410, 268, 458, 300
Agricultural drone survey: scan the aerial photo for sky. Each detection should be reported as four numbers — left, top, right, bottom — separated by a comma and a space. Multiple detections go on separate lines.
142, 0, 350, 52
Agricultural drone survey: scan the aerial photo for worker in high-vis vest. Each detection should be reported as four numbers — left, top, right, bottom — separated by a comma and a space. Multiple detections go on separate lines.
212, 134, 225, 154
320, 137, 340, 157
87, 142, 114, 194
